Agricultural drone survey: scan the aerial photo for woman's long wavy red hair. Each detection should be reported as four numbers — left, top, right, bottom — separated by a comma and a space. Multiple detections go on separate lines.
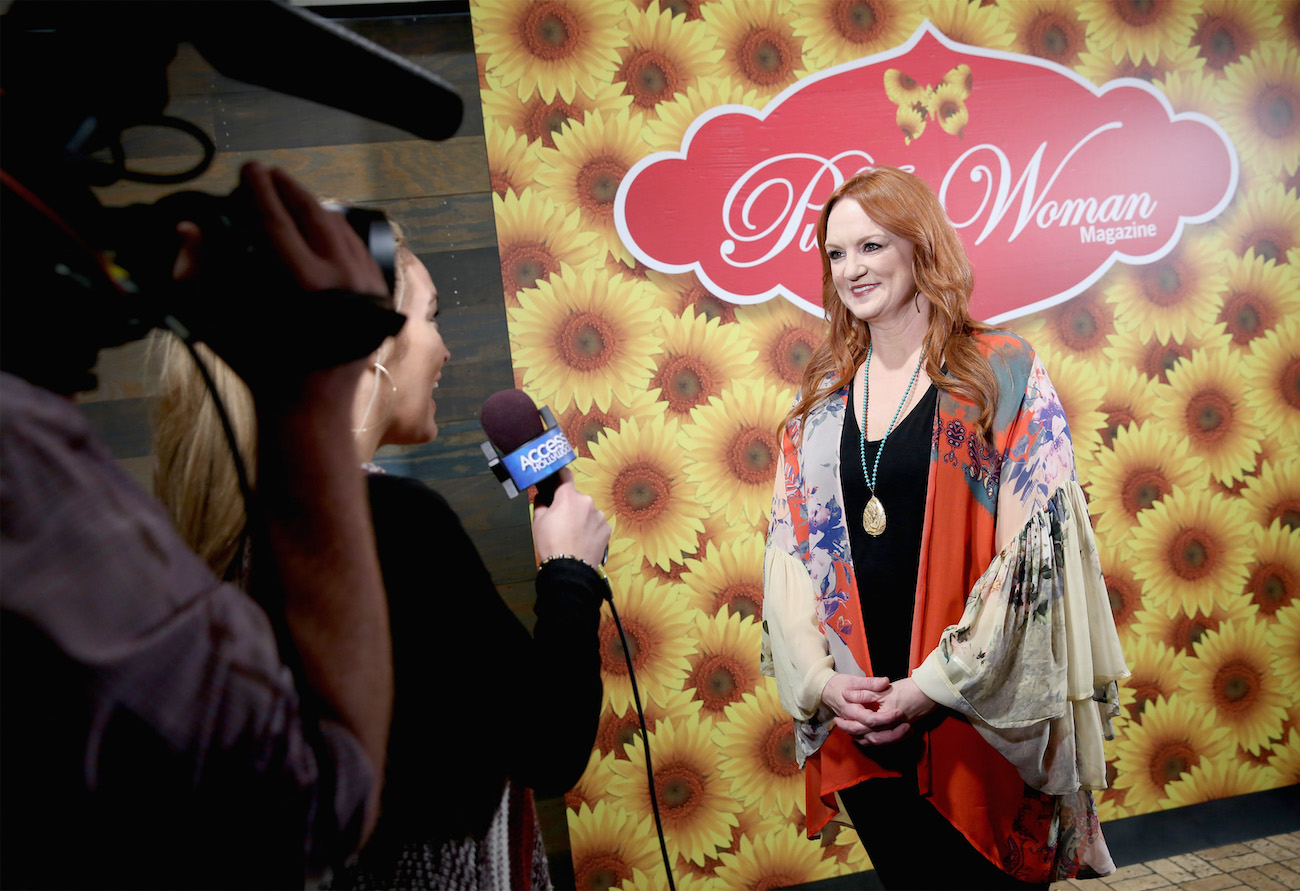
784, 166, 998, 438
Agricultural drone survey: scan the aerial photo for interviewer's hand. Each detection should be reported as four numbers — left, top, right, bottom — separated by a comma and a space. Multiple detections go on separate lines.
172, 161, 390, 388
532, 468, 611, 568
821, 672, 921, 747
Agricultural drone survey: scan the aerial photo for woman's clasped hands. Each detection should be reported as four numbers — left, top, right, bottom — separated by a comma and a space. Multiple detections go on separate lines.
821, 673, 939, 747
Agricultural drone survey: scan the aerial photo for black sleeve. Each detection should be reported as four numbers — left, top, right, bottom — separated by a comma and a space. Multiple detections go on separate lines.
364, 473, 605, 844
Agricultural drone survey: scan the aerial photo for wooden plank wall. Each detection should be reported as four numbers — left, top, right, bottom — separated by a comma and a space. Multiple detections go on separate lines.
83, 1, 578, 872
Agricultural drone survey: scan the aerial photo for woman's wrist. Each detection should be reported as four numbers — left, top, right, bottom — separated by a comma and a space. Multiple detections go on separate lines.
539, 553, 608, 581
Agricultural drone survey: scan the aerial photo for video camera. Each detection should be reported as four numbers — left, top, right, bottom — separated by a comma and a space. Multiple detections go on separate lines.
0, 0, 464, 393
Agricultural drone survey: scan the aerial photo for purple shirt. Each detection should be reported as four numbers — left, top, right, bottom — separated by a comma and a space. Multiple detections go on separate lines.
0, 372, 372, 888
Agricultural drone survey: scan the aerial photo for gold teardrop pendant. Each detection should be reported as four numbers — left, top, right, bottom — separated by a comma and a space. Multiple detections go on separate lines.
863, 495, 886, 536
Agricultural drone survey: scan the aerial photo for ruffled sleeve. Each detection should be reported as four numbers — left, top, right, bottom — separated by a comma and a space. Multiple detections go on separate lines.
913, 478, 1129, 795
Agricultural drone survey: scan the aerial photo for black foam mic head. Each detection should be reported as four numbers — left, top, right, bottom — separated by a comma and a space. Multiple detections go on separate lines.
481, 389, 546, 455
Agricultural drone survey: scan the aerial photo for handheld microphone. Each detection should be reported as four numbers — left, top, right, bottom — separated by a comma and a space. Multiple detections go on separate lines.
479, 389, 576, 507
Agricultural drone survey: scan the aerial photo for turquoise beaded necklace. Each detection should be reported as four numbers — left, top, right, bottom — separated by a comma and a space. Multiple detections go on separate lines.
858, 341, 925, 536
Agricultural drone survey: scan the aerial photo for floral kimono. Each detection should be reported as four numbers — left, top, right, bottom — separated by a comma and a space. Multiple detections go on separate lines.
761, 331, 1129, 882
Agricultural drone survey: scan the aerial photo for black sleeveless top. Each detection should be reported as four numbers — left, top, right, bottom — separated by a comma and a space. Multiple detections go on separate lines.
839, 378, 937, 682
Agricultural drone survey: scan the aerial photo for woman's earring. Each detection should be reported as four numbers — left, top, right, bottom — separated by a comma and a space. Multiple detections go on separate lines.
352, 362, 398, 434
914, 291, 922, 313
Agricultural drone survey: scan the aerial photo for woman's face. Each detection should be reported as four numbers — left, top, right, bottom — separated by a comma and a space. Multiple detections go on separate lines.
384, 251, 449, 445
824, 198, 918, 328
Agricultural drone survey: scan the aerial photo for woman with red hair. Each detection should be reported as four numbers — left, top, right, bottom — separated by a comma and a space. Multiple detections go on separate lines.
762, 166, 1128, 889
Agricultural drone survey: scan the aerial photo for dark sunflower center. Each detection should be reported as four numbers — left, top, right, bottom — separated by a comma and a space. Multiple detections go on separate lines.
1121, 468, 1169, 517
831, 0, 884, 43
1184, 389, 1233, 442
728, 426, 778, 485
738, 26, 796, 86
519, 2, 580, 60
557, 311, 615, 371
1255, 85, 1296, 140
1168, 528, 1217, 581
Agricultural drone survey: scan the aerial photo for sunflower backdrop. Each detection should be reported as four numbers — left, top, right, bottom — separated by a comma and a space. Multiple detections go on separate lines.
469, 0, 1300, 886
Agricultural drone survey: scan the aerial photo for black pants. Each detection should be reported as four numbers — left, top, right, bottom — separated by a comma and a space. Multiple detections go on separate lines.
837, 777, 1050, 891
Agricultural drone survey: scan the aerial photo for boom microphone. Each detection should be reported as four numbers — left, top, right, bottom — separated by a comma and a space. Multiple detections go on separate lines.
479, 389, 577, 507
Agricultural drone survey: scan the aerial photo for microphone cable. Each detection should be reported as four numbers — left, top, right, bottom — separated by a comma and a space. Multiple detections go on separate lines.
605, 591, 677, 891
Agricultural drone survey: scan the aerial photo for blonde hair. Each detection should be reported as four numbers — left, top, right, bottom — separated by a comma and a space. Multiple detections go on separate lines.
152, 218, 411, 579
151, 334, 257, 578
785, 166, 998, 438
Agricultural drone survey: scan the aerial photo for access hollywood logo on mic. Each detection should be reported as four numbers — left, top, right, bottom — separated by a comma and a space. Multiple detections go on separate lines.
507, 427, 575, 488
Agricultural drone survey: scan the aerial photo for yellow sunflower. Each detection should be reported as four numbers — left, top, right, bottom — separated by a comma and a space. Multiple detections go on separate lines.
1246, 519, 1300, 617
1268, 728, 1300, 785
565, 748, 618, 814
596, 573, 699, 715
896, 104, 927, 145
1190, 0, 1281, 75
647, 306, 759, 419
680, 378, 791, 526
701, 0, 807, 99
1040, 351, 1107, 465
558, 387, 668, 461
819, 822, 872, 872
473, 0, 627, 103
1152, 347, 1265, 486
672, 804, 790, 885
1181, 617, 1290, 755
1031, 285, 1119, 365
481, 78, 632, 149
1240, 454, 1300, 532
1093, 364, 1161, 451
1130, 486, 1253, 617
494, 190, 601, 306
1074, 40, 1205, 86
1111, 693, 1234, 815
681, 535, 767, 622
1158, 67, 1222, 118
792, 0, 926, 72
485, 120, 544, 199
578, 415, 710, 569
567, 800, 665, 891
1216, 249, 1300, 355
1075, 0, 1198, 65
930, 81, 970, 138
921, 0, 1014, 50
1102, 320, 1232, 385
1218, 42, 1300, 178
1120, 636, 1187, 722
509, 273, 661, 416
734, 298, 828, 389
1097, 535, 1143, 642
1006, 0, 1090, 69
1129, 591, 1259, 658
615, 2, 724, 118
619, 868, 715, 891
645, 270, 743, 324
1086, 421, 1208, 546
608, 714, 744, 866
1242, 315, 1300, 444
536, 108, 651, 267
884, 68, 934, 113
1216, 182, 1300, 266
1269, 603, 1300, 723
594, 685, 703, 761
684, 609, 764, 716
1158, 758, 1284, 810
715, 683, 802, 816
1105, 232, 1229, 345
644, 76, 765, 154
714, 824, 838, 890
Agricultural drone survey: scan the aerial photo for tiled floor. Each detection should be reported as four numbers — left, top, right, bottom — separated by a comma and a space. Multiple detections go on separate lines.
1050, 833, 1300, 891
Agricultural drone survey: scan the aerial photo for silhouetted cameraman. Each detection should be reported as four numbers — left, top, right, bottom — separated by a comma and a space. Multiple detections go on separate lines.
0, 3, 460, 886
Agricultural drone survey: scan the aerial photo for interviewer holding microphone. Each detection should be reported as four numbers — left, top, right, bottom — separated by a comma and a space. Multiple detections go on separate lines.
153, 226, 611, 890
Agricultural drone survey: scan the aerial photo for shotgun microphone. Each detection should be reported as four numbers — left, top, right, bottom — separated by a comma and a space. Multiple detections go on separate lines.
479, 389, 576, 507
